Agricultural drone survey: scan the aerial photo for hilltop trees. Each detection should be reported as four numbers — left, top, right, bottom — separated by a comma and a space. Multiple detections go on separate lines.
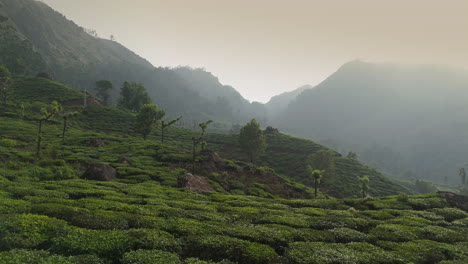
118, 82, 151, 112
95, 80, 114, 105
136, 104, 165, 140
239, 119, 267, 164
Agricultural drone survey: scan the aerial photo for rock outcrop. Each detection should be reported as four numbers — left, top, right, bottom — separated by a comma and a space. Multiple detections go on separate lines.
178, 173, 214, 193
437, 191, 468, 212
81, 164, 117, 181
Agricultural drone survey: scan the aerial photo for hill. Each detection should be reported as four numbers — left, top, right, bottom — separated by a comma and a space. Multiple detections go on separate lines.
0, 0, 261, 125
276, 60, 468, 185
1, 73, 409, 198
264, 85, 312, 119
0, 72, 467, 264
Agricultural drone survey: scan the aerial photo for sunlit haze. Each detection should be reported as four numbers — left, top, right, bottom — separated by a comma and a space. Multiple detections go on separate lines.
40, 0, 468, 103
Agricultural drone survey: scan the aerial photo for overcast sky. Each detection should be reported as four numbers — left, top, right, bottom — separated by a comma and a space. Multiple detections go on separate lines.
41, 0, 468, 103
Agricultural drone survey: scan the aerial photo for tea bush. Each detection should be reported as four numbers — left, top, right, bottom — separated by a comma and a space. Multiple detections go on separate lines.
122, 249, 181, 264
0, 214, 69, 249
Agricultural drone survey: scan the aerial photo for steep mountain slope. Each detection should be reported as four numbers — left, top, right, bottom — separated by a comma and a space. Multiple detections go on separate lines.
277, 60, 468, 184
0, 0, 259, 124
265, 85, 312, 119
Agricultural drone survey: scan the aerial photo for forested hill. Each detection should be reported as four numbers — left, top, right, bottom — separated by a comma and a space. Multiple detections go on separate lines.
0, 0, 266, 124
275, 60, 468, 185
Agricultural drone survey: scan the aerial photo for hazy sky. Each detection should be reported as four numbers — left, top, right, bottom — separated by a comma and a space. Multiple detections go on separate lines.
41, 0, 468, 103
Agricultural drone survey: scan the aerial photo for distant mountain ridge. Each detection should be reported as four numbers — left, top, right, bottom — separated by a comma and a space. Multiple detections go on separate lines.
0, 0, 267, 124
275, 60, 468, 184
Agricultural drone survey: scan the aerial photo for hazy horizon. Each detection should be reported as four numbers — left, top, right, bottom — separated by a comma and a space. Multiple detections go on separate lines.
40, 0, 468, 103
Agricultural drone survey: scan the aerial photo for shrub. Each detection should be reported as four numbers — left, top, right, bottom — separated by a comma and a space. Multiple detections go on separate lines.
0, 214, 69, 249
0, 138, 17, 147
126, 229, 180, 252
285, 242, 402, 264
431, 208, 468, 222
422, 226, 463, 243
184, 235, 277, 264
330, 228, 367, 243
0, 198, 31, 214
51, 227, 130, 260
395, 240, 457, 263
369, 224, 421, 242
122, 249, 181, 264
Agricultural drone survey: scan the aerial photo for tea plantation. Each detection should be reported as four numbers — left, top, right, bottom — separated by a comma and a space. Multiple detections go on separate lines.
0, 76, 467, 263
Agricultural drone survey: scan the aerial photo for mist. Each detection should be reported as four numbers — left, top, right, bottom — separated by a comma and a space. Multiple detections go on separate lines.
40, 0, 468, 103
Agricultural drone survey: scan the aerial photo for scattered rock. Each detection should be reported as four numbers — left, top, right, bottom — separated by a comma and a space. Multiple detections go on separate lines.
81, 164, 117, 181
179, 173, 214, 193
437, 191, 468, 212
199, 149, 226, 171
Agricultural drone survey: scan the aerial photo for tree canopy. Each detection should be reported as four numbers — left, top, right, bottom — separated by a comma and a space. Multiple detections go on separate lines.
135, 104, 165, 140
118, 81, 151, 112
239, 119, 267, 163
95, 80, 114, 105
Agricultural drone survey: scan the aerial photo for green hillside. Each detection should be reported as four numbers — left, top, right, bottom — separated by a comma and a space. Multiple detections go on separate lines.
0, 72, 467, 263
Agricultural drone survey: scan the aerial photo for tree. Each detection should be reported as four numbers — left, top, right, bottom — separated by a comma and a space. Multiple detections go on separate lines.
118, 81, 151, 112
358, 176, 369, 198
307, 165, 323, 198
191, 120, 213, 174
95, 80, 114, 105
347, 151, 358, 159
239, 119, 267, 163
36, 101, 62, 157
307, 150, 336, 185
61, 111, 79, 144
0, 65, 14, 106
459, 168, 466, 185
161, 116, 182, 143
136, 104, 165, 140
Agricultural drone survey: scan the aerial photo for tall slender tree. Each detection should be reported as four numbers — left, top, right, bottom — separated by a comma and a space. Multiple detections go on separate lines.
36, 101, 62, 157
307, 165, 324, 198
239, 119, 267, 164
61, 111, 79, 144
191, 120, 213, 174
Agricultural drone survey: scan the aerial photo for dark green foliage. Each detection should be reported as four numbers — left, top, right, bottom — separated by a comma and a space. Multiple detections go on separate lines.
118, 81, 152, 112
285, 242, 403, 264
0, 214, 69, 249
51, 228, 130, 260
359, 176, 370, 198
136, 104, 165, 140
95, 80, 114, 105
122, 249, 181, 264
239, 119, 266, 163
369, 224, 422, 242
